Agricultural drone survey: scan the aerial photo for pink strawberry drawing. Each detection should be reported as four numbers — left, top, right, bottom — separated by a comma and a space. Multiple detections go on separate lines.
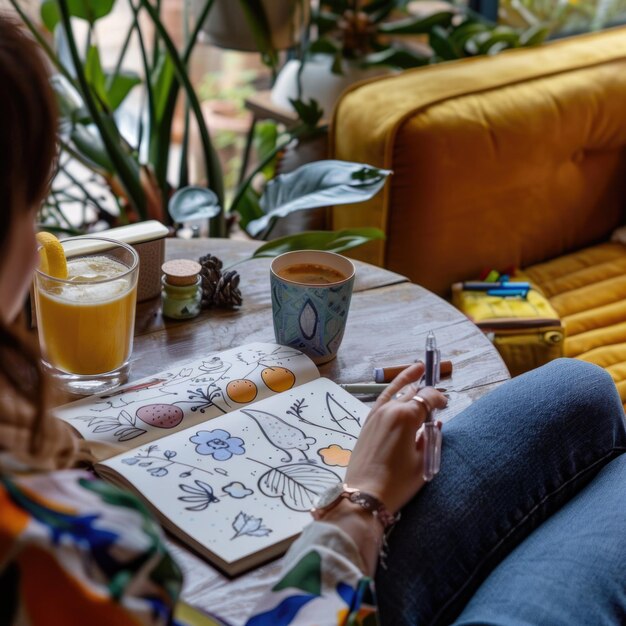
136, 404, 184, 429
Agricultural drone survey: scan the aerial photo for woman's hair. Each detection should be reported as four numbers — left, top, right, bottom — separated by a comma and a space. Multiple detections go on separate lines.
0, 15, 59, 456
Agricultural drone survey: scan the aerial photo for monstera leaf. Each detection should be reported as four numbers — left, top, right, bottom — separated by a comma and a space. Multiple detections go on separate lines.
245, 161, 392, 237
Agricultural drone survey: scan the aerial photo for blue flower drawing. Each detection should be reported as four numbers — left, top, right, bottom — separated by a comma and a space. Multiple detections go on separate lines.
190, 429, 245, 461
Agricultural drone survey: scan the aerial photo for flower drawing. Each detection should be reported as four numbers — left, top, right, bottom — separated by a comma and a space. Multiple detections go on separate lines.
178, 480, 220, 511
231, 511, 272, 539
318, 444, 351, 467
190, 428, 245, 461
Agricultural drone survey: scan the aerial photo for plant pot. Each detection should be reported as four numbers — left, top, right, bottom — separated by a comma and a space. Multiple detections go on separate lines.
270, 55, 392, 118
195, 0, 309, 52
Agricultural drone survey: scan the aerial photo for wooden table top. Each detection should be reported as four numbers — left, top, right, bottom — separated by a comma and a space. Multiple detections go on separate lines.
131, 238, 510, 623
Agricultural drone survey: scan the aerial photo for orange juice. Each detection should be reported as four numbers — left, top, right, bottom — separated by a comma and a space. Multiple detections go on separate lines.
35, 256, 137, 375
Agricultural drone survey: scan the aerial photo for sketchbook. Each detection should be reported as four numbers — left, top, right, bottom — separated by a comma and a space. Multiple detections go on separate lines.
53, 343, 370, 576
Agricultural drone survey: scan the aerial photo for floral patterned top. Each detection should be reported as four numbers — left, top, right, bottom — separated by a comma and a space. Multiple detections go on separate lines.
0, 469, 378, 626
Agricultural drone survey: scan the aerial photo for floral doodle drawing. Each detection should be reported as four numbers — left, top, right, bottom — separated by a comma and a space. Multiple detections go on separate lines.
121, 445, 214, 480
231, 511, 272, 540
252, 460, 340, 512
190, 429, 245, 461
178, 480, 220, 511
223, 482, 253, 499
72, 410, 147, 442
242, 409, 316, 463
318, 444, 351, 467
286, 399, 358, 441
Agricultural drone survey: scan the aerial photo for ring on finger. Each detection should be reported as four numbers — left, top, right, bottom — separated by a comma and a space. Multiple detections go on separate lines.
394, 383, 420, 401
411, 394, 433, 416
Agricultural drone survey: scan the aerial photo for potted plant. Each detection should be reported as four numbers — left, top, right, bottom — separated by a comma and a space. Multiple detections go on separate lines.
272, 0, 549, 117
12, 0, 389, 259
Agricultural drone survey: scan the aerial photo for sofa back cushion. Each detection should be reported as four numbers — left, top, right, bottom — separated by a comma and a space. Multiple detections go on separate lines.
331, 27, 626, 295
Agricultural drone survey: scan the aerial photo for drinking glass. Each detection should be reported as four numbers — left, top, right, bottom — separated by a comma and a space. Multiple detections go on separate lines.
34, 237, 139, 395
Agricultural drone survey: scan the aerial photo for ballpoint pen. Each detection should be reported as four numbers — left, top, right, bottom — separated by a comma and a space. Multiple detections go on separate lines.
422, 331, 442, 482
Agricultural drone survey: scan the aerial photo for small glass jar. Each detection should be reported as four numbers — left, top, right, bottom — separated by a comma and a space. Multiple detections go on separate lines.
161, 259, 202, 320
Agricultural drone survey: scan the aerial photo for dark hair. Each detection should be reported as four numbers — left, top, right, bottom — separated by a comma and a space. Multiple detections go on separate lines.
0, 15, 58, 454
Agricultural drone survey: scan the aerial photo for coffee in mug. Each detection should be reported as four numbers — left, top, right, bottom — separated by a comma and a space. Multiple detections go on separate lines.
276, 263, 347, 285
270, 251, 356, 364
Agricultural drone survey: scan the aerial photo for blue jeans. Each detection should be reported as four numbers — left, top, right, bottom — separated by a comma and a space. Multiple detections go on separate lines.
377, 359, 626, 625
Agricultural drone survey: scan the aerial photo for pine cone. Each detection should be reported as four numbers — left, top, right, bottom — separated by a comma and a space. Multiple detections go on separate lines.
213, 271, 242, 308
198, 254, 242, 309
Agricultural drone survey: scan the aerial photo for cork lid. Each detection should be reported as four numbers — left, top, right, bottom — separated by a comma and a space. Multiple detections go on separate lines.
162, 259, 201, 286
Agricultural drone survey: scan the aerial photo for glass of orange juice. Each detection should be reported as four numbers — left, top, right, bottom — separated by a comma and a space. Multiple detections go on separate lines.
34, 237, 139, 395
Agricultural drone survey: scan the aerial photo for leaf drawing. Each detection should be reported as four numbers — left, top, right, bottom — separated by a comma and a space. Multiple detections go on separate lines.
326, 393, 361, 435
231, 511, 272, 540
72, 410, 147, 442
178, 480, 220, 511
258, 463, 340, 512
242, 409, 316, 463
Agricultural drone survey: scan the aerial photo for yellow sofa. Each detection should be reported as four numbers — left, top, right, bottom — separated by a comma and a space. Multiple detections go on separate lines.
331, 26, 626, 403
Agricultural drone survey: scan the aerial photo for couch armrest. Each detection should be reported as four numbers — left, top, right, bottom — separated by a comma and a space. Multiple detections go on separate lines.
331, 27, 626, 296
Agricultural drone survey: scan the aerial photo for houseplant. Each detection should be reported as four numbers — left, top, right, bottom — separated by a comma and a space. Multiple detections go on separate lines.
272, 0, 549, 116
13, 0, 389, 259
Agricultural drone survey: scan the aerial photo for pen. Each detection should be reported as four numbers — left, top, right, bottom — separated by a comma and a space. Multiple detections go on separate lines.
424, 331, 440, 387
422, 331, 442, 482
340, 382, 449, 398
463, 281, 530, 291
373, 360, 453, 383
486, 288, 529, 298
339, 383, 389, 395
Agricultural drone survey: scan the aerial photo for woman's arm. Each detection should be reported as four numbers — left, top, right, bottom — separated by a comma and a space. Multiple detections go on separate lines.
245, 365, 447, 625
0, 469, 182, 626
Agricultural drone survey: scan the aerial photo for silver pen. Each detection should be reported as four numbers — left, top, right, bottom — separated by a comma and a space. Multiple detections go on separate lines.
422, 331, 442, 481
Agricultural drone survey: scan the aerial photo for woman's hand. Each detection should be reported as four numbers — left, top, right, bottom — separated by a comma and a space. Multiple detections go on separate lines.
319, 364, 448, 575
345, 363, 448, 514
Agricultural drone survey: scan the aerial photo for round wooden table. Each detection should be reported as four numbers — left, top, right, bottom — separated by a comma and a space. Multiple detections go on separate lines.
131, 238, 510, 623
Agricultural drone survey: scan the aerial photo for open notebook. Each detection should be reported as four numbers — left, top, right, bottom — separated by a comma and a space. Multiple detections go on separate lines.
54, 343, 370, 576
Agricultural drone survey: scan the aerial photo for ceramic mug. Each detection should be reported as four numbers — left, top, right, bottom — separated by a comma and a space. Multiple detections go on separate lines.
270, 250, 356, 365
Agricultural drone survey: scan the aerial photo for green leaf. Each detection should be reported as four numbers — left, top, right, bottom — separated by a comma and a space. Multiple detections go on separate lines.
151, 54, 176, 123
289, 98, 324, 129
331, 51, 344, 75
168, 186, 221, 223
84, 45, 108, 106
379, 11, 453, 35
41, 0, 115, 31
448, 21, 490, 49
105, 71, 141, 111
362, 46, 430, 70
245, 160, 392, 238
314, 10, 341, 35
70, 124, 114, 173
50, 74, 86, 122
233, 186, 264, 230
520, 24, 550, 47
238, 0, 279, 73
309, 37, 342, 55
252, 228, 385, 258
429, 25, 462, 60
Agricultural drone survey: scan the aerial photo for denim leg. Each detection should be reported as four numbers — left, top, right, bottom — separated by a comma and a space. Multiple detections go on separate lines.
376, 358, 626, 626
451, 453, 626, 626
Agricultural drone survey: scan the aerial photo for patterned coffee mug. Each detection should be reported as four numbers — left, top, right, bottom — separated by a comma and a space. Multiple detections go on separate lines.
270, 251, 356, 365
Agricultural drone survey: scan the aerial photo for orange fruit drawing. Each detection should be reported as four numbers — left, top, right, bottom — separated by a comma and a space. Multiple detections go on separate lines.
226, 379, 258, 403
261, 367, 296, 392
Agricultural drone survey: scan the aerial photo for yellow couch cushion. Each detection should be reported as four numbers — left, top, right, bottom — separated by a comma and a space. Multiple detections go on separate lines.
331, 27, 626, 296
525, 242, 626, 405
